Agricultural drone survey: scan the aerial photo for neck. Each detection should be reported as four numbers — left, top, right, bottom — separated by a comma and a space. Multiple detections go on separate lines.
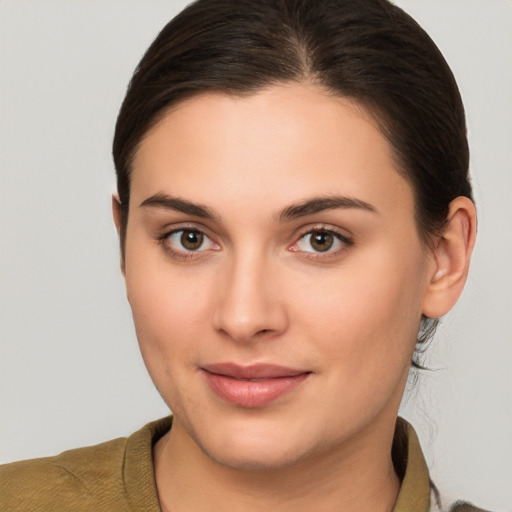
154, 416, 401, 512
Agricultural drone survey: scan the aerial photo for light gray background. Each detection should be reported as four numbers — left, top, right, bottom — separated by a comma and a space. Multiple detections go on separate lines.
1, 1, 511, 510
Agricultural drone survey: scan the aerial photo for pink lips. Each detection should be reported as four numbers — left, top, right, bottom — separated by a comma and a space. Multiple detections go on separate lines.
201, 363, 311, 408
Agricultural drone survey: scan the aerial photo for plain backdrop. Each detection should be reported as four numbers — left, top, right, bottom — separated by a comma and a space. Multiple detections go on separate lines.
1, 1, 511, 510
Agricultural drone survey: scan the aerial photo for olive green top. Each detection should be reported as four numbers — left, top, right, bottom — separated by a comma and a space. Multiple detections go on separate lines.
0, 417, 488, 512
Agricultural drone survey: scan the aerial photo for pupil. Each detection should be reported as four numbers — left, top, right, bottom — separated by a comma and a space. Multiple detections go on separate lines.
181, 230, 203, 250
311, 232, 333, 252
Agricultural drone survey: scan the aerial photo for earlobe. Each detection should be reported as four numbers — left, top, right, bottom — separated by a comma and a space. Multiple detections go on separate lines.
422, 196, 477, 319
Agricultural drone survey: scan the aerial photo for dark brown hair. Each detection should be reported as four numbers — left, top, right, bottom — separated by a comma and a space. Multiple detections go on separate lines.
112, 0, 473, 366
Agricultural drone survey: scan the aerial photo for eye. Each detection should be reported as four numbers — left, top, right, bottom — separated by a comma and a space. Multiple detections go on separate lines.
292, 229, 350, 254
164, 229, 218, 253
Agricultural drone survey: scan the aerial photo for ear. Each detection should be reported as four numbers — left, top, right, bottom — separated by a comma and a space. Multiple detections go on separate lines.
111, 193, 126, 275
112, 193, 122, 233
422, 196, 477, 319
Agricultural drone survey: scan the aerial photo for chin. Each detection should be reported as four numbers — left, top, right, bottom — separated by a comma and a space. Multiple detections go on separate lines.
200, 439, 306, 472
188, 416, 321, 472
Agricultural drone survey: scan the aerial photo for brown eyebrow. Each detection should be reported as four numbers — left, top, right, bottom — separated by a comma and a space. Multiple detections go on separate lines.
277, 196, 377, 222
139, 193, 220, 221
139, 193, 377, 224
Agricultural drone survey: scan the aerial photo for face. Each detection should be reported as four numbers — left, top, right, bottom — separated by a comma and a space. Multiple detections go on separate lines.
123, 84, 435, 470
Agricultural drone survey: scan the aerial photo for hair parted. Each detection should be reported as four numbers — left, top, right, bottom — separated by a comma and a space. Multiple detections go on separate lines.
113, 0, 473, 367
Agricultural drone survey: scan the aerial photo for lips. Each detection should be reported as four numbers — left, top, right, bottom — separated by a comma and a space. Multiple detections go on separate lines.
201, 363, 311, 407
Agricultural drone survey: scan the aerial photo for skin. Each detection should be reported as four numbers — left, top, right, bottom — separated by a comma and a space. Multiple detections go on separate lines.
113, 83, 476, 512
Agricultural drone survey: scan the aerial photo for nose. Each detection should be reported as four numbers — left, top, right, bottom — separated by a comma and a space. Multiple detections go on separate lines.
212, 250, 288, 343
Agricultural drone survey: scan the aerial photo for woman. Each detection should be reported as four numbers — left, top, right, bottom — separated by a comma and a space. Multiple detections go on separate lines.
0, 0, 493, 510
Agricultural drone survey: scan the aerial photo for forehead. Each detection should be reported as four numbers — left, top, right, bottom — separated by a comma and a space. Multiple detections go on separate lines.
130, 84, 413, 218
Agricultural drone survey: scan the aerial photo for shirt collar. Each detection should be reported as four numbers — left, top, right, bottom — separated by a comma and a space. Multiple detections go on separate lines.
125, 416, 432, 512
392, 417, 432, 512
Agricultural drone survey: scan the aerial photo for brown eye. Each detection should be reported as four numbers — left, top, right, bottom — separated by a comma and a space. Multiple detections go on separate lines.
309, 231, 334, 252
180, 230, 204, 250
162, 228, 219, 258
293, 228, 350, 255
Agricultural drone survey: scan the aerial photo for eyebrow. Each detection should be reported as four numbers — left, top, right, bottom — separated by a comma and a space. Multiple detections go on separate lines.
139, 193, 220, 221
276, 196, 377, 222
139, 193, 377, 223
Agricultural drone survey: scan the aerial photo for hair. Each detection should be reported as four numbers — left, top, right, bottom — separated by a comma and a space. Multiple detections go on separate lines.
112, 0, 473, 367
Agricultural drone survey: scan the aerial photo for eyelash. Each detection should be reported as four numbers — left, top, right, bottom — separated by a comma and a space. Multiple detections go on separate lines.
156, 224, 353, 261
156, 225, 219, 261
290, 226, 354, 260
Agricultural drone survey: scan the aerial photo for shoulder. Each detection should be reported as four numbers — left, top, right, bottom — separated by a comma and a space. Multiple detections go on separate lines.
0, 417, 171, 512
0, 437, 129, 512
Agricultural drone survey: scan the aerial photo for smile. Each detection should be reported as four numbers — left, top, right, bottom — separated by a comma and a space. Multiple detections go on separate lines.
201, 363, 312, 408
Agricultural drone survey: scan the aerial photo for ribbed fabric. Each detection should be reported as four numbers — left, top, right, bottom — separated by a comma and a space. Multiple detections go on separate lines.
0, 416, 489, 512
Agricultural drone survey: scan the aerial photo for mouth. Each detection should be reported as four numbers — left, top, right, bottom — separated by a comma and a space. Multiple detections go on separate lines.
201, 363, 312, 408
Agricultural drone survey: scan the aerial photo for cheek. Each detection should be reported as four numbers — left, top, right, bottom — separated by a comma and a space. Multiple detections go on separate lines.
124, 245, 213, 376
125, 264, 214, 417
291, 247, 427, 376
128, 273, 206, 337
